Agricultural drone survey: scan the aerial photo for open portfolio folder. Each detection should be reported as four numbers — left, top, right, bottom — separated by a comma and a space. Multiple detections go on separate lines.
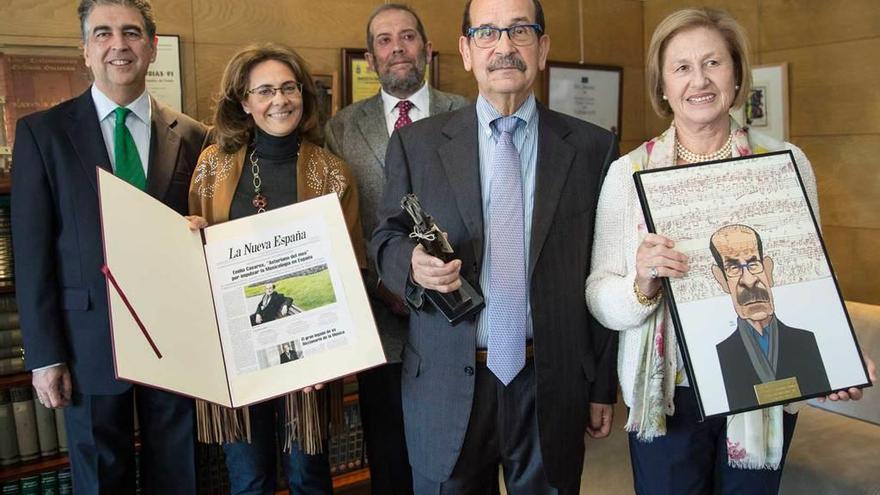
97, 168, 386, 408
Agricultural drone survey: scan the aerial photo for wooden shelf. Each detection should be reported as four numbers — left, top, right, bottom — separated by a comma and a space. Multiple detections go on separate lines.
0, 285, 14, 294
0, 175, 9, 195
0, 454, 68, 483
0, 371, 30, 388
332, 467, 370, 491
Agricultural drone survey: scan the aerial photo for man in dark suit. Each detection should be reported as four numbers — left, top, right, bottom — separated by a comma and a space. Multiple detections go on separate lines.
710, 224, 831, 411
371, 0, 618, 492
279, 343, 298, 364
250, 283, 289, 326
325, 5, 468, 494
10, 1, 206, 493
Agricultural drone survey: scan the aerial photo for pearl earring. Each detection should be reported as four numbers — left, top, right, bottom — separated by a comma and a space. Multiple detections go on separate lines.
662, 95, 667, 100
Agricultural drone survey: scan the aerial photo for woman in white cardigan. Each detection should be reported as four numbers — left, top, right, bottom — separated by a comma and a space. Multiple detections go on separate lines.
585, 8, 875, 495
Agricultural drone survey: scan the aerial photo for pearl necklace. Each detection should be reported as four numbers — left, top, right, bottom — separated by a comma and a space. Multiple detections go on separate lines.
675, 133, 733, 163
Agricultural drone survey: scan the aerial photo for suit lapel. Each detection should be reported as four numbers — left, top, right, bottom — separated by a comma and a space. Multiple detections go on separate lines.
437, 106, 484, 266
529, 106, 575, 278
67, 91, 112, 194
146, 97, 181, 200
356, 95, 389, 168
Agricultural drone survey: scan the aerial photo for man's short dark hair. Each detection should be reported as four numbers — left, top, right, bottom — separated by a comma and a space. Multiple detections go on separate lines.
461, 0, 545, 36
78, 0, 157, 41
366, 4, 428, 54
709, 224, 764, 269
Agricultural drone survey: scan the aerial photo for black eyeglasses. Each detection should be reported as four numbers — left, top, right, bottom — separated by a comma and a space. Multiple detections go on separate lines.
723, 260, 764, 278
246, 82, 303, 101
466, 24, 543, 48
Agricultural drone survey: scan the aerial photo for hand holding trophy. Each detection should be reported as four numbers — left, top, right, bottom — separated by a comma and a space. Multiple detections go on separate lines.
401, 194, 484, 324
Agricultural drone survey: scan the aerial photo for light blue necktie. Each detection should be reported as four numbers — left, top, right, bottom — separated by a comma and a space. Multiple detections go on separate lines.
487, 116, 527, 385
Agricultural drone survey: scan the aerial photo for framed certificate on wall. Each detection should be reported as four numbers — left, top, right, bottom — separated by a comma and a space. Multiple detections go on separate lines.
146, 34, 183, 112
542, 61, 622, 136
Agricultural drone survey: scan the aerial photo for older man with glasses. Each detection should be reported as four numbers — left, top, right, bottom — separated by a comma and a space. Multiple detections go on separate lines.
371, 0, 619, 493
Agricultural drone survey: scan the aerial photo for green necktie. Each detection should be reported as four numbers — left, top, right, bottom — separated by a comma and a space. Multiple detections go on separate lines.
113, 107, 146, 190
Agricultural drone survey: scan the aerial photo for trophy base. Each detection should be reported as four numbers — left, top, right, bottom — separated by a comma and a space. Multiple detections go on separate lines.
425, 278, 485, 325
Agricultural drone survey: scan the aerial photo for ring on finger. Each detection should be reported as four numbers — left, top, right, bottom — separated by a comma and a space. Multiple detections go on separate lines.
649, 266, 659, 279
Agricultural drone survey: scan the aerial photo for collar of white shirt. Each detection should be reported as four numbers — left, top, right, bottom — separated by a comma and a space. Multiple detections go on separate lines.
91, 85, 151, 126
380, 82, 430, 133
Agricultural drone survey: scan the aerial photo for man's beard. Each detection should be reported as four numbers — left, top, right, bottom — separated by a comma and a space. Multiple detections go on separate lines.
378, 51, 427, 96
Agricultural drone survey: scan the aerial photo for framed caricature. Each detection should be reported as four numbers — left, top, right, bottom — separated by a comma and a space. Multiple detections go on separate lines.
340, 48, 439, 106
634, 151, 871, 418
542, 61, 622, 136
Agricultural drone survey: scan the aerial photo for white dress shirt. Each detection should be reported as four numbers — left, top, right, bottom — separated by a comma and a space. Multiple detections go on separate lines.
380, 82, 431, 136
91, 85, 152, 175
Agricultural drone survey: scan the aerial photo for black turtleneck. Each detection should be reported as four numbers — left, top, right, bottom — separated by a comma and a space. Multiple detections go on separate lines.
229, 127, 300, 220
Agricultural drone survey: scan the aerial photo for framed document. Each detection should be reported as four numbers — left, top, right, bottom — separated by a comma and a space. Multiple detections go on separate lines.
341, 48, 439, 106
311, 72, 339, 127
542, 61, 622, 135
730, 63, 789, 141
634, 151, 871, 418
145, 34, 183, 112
98, 169, 386, 408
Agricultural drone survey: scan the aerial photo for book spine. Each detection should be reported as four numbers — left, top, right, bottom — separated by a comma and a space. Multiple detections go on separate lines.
0, 346, 22, 359
0, 329, 22, 348
0, 296, 16, 313
0, 356, 24, 376
0, 481, 21, 495
0, 388, 19, 465
55, 470, 71, 495
10, 386, 39, 462
0, 313, 19, 331
54, 409, 66, 453
18, 476, 39, 495
38, 471, 56, 495
32, 391, 58, 457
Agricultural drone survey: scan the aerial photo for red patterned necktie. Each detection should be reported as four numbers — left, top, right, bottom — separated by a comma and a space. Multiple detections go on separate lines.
394, 100, 413, 129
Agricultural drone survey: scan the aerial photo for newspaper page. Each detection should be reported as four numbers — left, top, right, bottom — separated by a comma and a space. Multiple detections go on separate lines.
201, 194, 384, 406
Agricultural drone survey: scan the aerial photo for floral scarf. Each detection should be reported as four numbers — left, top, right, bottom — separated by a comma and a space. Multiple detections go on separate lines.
625, 117, 786, 470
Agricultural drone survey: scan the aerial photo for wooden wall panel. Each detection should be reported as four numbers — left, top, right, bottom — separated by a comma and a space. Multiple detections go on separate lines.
191, 0, 372, 48
823, 226, 880, 304
762, 39, 880, 137
643, 0, 760, 51
796, 135, 880, 230
759, 0, 880, 52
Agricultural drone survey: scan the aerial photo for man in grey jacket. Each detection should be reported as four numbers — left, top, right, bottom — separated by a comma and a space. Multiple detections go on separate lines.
325, 4, 468, 494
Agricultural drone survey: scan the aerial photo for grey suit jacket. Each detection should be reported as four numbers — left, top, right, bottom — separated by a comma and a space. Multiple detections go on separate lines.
325, 87, 468, 362
371, 102, 619, 486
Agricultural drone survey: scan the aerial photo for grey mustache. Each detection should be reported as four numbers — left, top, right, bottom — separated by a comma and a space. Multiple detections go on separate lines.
488, 55, 526, 72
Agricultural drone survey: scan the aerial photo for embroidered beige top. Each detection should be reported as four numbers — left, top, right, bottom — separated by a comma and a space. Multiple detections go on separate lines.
188, 140, 366, 453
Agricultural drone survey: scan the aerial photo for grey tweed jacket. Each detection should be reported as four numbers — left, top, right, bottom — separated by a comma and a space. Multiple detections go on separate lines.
325, 87, 469, 362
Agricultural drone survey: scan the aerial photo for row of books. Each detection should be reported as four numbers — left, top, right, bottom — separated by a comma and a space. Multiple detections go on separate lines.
0, 296, 24, 377
0, 468, 71, 495
328, 401, 366, 476
0, 204, 10, 288
0, 387, 66, 466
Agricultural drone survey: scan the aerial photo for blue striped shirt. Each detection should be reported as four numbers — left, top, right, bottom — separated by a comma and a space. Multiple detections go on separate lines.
474, 94, 539, 348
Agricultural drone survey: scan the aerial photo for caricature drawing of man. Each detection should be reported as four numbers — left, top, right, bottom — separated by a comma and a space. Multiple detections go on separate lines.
710, 224, 830, 411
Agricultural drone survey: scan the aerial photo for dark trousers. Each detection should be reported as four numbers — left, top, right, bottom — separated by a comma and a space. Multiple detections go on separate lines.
64, 385, 196, 495
628, 386, 798, 495
413, 362, 574, 495
357, 362, 413, 495
222, 397, 332, 495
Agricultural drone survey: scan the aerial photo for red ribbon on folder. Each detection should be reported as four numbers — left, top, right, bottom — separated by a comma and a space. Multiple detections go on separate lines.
101, 265, 163, 359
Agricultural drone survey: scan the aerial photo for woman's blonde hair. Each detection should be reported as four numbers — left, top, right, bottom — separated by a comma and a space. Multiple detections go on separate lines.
646, 8, 751, 118
212, 43, 321, 153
